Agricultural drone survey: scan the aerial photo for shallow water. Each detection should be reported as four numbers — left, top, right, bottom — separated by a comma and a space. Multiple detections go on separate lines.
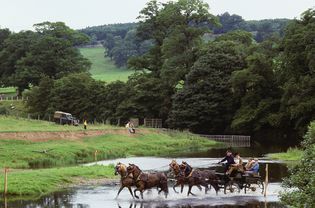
6, 156, 288, 208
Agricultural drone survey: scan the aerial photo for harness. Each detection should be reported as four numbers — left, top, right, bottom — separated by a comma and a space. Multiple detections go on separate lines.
187, 169, 194, 178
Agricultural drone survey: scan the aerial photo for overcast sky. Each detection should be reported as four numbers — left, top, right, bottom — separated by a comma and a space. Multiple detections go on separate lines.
1, 0, 314, 31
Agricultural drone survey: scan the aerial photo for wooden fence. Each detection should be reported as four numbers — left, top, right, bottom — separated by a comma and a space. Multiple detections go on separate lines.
198, 134, 251, 147
144, 118, 162, 128
0, 96, 28, 101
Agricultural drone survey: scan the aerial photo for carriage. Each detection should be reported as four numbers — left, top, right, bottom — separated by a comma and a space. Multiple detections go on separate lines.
215, 171, 264, 194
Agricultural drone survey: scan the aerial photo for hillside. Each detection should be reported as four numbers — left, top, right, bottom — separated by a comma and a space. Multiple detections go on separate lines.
79, 47, 134, 82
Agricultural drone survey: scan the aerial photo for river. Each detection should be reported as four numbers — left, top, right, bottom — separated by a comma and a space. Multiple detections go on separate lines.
5, 146, 290, 208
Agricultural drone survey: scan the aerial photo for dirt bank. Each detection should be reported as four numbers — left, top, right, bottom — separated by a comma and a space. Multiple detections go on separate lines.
0, 129, 150, 142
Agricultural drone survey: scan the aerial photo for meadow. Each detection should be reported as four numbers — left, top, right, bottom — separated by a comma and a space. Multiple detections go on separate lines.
267, 147, 303, 161
0, 116, 115, 132
79, 47, 134, 82
0, 116, 219, 196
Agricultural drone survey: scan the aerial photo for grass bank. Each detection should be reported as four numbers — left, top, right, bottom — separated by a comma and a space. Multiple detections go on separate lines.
0, 165, 115, 196
79, 47, 134, 82
0, 87, 16, 94
0, 130, 219, 196
0, 129, 219, 169
267, 147, 303, 161
0, 116, 115, 132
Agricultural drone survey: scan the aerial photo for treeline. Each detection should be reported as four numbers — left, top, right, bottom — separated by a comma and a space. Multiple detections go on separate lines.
25, 1, 314, 145
79, 11, 290, 67
0, 22, 91, 94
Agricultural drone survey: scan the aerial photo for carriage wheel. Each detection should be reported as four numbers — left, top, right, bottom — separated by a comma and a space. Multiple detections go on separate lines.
257, 180, 264, 194
224, 181, 240, 194
244, 180, 264, 194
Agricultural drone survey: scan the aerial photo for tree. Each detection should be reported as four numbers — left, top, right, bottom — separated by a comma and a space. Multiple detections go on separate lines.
0, 22, 91, 93
277, 9, 315, 137
0, 28, 11, 50
281, 121, 315, 207
24, 76, 54, 117
168, 40, 247, 133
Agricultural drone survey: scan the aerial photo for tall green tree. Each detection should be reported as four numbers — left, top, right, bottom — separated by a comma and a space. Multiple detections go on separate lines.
168, 40, 247, 133
0, 22, 90, 93
278, 9, 315, 137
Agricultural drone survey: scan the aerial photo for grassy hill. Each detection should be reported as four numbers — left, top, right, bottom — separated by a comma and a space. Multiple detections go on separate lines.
0, 116, 113, 132
79, 47, 134, 82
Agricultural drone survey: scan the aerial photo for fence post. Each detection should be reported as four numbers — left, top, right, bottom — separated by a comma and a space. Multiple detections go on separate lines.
4, 167, 8, 196
37, 115, 40, 120
264, 164, 269, 197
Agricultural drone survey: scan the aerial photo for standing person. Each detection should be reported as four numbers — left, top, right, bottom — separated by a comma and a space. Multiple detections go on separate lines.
218, 150, 235, 172
84, 120, 87, 130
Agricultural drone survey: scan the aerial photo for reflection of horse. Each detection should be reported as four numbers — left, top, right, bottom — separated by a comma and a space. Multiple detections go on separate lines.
127, 164, 168, 199
180, 161, 220, 196
169, 160, 202, 193
117, 202, 144, 208
114, 162, 135, 198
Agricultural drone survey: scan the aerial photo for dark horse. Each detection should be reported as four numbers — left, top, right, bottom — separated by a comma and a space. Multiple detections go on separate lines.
114, 162, 135, 198
169, 160, 202, 193
180, 161, 220, 196
127, 163, 169, 199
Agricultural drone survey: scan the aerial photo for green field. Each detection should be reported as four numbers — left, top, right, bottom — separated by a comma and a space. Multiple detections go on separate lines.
79, 47, 134, 82
0, 116, 115, 132
267, 147, 303, 161
0, 87, 16, 94
0, 165, 115, 196
0, 117, 219, 196
0, 127, 218, 169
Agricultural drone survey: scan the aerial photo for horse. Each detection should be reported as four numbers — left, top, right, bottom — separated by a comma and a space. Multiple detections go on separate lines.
169, 160, 202, 193
114, 162, 135, 198
127, 163, 169, 199
180, 161, 220, 196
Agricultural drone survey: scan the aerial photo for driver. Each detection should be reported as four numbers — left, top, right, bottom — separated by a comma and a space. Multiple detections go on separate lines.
218, 150, 235, 172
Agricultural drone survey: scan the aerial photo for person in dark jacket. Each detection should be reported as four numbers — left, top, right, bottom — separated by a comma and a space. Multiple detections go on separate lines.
218, 150, 235, 172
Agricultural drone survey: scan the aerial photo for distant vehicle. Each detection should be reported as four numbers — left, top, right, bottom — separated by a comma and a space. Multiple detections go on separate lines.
53, 111, 79, 126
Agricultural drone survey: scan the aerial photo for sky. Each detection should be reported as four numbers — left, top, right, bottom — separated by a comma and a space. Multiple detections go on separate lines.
1, 0, 314, 32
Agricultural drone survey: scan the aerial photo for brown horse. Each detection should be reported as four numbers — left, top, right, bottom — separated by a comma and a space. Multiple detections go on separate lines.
114, 162, 135, 198
169, 160, 202, 193
180, 161, 220, 196
127, 163, 169, 199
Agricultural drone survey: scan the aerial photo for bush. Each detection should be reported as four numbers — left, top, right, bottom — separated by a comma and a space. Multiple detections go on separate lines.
281, 121, 315, 207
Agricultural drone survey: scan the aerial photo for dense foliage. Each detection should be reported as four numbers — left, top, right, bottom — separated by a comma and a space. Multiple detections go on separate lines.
281, 121, 315, 207
0, 22, 90, 93
80, 12, 290, 68
24, 2, 314, 146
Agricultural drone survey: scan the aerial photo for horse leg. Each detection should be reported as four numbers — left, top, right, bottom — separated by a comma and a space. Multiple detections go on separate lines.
180, 183, 184, 193
115, 186, 124, 199
140, 190, 144, 199
201, 182, 209, 194
187, 185, 196, 196
173, 181, 180, 193
210, 181, 220, 195
197, 185, 202, 191
128, 187, 134, 198
134, 189, 140, 199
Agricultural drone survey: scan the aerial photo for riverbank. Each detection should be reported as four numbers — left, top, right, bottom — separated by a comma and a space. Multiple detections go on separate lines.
267, 148, 302, 161
0, 128, 220, 196
0, 129, 219, 169
0, 165, 117, 197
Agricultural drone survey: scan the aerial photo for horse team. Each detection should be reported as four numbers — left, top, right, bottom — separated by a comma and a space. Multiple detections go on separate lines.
114, 160, 220, 199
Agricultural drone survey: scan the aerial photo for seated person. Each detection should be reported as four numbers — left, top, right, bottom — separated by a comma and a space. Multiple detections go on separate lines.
227, 152, 244, 175
245, 157, 255, 171
245, 158, 259, 176
218, 150, 235, 172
